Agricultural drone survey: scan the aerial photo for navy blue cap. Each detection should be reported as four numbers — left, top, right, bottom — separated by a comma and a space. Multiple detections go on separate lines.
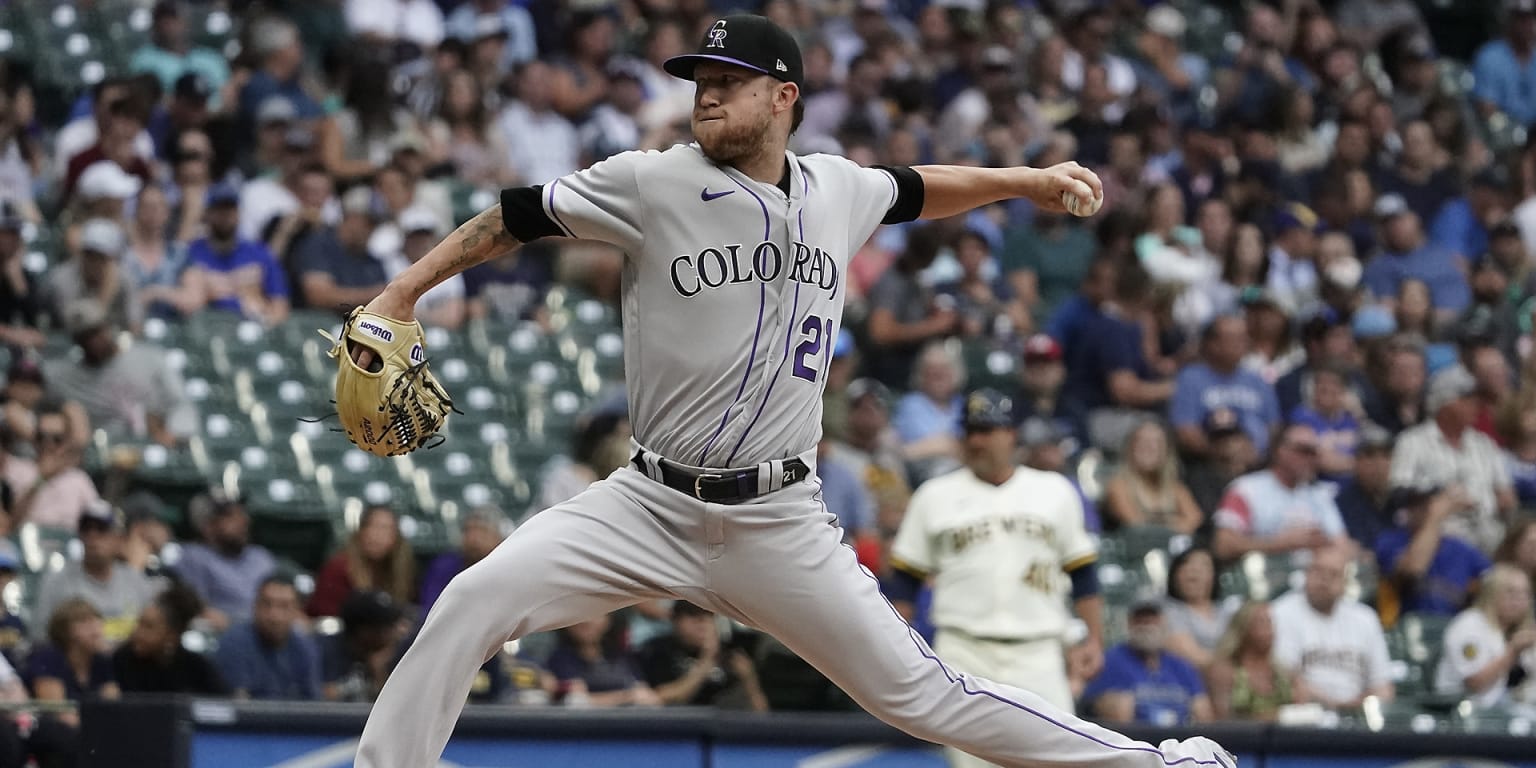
206, 183, 240, 207
664, 15, 804, 88
962, 388, 1015, 431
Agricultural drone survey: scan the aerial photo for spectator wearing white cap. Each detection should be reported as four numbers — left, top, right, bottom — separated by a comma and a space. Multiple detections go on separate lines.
344, 0, 445, 51
382, 206, 464, 329
62, 93, 155, 208
65, 161, 142, 253
41, 219, 142, 336
1391, 365, 1517, 554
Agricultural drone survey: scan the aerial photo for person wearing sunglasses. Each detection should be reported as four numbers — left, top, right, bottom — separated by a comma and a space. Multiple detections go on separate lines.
1212, 423, 1351, 563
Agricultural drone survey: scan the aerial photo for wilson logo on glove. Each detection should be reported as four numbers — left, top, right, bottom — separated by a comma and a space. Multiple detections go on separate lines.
318, 307, 457, 457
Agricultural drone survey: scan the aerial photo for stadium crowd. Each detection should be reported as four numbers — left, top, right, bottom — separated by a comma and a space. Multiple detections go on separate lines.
3, 0, 1536, 762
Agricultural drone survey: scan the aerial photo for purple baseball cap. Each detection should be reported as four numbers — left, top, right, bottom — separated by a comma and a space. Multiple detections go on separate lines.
664, 14, 803, 88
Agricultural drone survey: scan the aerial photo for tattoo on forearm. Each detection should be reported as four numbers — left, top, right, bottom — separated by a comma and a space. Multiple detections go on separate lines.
426, 204, 518, 287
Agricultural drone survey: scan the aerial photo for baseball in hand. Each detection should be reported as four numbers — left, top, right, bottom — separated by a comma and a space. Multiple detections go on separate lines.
1061, 189, 1103, 217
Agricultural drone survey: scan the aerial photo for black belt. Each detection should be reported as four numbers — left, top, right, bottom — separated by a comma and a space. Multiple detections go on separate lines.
631, 448, 811, 504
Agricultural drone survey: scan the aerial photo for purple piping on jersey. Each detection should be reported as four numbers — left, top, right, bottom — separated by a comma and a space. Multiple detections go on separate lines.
697, 173, 772, 466
726, 203, 808, 465
546, 179, 576, 237
806, 493, 1231, 768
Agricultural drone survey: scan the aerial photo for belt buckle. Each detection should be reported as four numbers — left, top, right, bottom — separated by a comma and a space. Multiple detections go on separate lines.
694, 472, 721, 500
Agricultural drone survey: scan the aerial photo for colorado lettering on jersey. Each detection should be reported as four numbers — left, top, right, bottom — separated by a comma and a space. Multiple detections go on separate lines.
670, 241, 839, 298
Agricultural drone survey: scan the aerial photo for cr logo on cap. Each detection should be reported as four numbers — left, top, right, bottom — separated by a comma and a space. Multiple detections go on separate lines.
706, 19, 727, 49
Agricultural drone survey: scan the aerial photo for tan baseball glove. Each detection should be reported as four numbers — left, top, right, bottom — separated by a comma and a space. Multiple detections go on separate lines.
321, 307, 454, 457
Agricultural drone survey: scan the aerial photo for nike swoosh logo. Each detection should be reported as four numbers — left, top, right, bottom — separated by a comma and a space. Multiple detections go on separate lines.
701, 188, 735, 202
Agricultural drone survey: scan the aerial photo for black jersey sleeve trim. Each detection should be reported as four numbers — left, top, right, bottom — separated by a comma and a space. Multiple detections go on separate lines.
872, 164, 925, 225
500, 185, 565, 243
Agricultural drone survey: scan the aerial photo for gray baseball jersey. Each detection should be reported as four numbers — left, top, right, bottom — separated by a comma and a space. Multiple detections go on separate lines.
523, 143, 900, 468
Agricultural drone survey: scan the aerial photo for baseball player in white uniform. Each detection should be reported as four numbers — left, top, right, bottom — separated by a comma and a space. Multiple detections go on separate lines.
891, 389, 1103, 768
348, 14, 1232, 768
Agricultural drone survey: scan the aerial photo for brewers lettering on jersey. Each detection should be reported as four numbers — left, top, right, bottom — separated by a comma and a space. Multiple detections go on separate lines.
347, 13, 1232, 768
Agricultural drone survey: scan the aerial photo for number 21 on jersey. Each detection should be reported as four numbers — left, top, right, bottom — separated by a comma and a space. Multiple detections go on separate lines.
792, 314, 834, 383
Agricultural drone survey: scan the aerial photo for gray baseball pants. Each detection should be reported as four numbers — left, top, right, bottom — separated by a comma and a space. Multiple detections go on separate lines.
354, 465, 1232, 768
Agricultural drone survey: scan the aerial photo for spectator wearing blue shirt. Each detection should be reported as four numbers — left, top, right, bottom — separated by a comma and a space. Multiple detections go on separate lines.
1376, 484, 1491, 627
418, 508, 506, 616
445, 0, 539, 74
1472, 1, 1536, 127
1430, 169, 1509, 266
129, 2, 231, 109
217, 576, 322, 700
1170, 315, 1280, 459
1084, 599, 1213, 726
237, 19, 322, 135
815, 440, 877, 542
1335, 426, 1398, 549
181, 184, 290, 324
1363, 194, 1471, 314
174, 490, 276, 631
1062, 262, 1175, 450
1287, 365, 1362, 487
891, 342, 965, 483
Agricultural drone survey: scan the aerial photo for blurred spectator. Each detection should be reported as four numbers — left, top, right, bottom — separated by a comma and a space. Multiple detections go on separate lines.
464, 246, 554, 324
1084, 598, 1213, 726
1272, 546, 1396, 710
1136, 184, 1221, 331
1240, 293, 1304, 384
41, 219, 142, 336
1391, 365, 1517, 553
33, 501, 163, 647
547, 614, 660, 708
1364, 334, 1429, 433
384, 207, 465, 329
321, 590, 407, 702
0, 206, 43, 350
1186, 409, 1261, 519
307, 505, 416, 618
1434, 563, 1536, 708
246, 97, 301, 179
1288, 365, 1363, 485
892, 342, 964, 482
1015, 334, 1066, 424
814, 439, 877, 546
1364, 194, 1471, 315
1102, 420, 1202, 534
119, 492, 177, 580
638, 602, 768, 711
9, 404, 100, 533
113, 583, 227, 695
500, 61, 580, 186
1496, 519, 1536, 601
168, 129, 213, 244
1170, 315, 1281, 459
216, 575, 322, 700
181, 184, 292, 324
1062, 261, 1175, 450
62, 104, 155, 207
52, 78, 154, 184
27, 598, 118, 728
1501, 401, 1536, 507
1335, 426, 1399, 548
1376, 485, 1491, 627
1001, 211, 1096, 329
1336, 0, 1428, 51
0, 541, 25, 669
1162, 548, 1234, 671
934, 230, 1025, 340
42, 298, 196, 447
153, 72, 215, 163
0, 87, 38, 227
1276, 312, 1365, 417
0, 647, 74, 768
1460, 262, 1523, 367
444, 0, 537, 71
1266, 204, 1324, 317
1207, 601, 1298, 721
936, 45, 1047, 160
290, 186, 386, 314
1212, 424, 1348, 562
534, 408, 630, 513
799, 52, 890, 147
321, 47, 421, 182
1472, 0, 1536, 126
1432, 170, 1510, 267
865, 227, 956, 389
238, 18, 322, 137
418, 507, 506, 615
828, 379, 911, 536
1133, 5, 1208, 126
66, 162, 140, 252
174, 490, 276, 633
426, 69, 515, 190
240, 125, 324, 243
129, 1, 231, 105
1379, 120, 1460, 227
125, 186, 198, 319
